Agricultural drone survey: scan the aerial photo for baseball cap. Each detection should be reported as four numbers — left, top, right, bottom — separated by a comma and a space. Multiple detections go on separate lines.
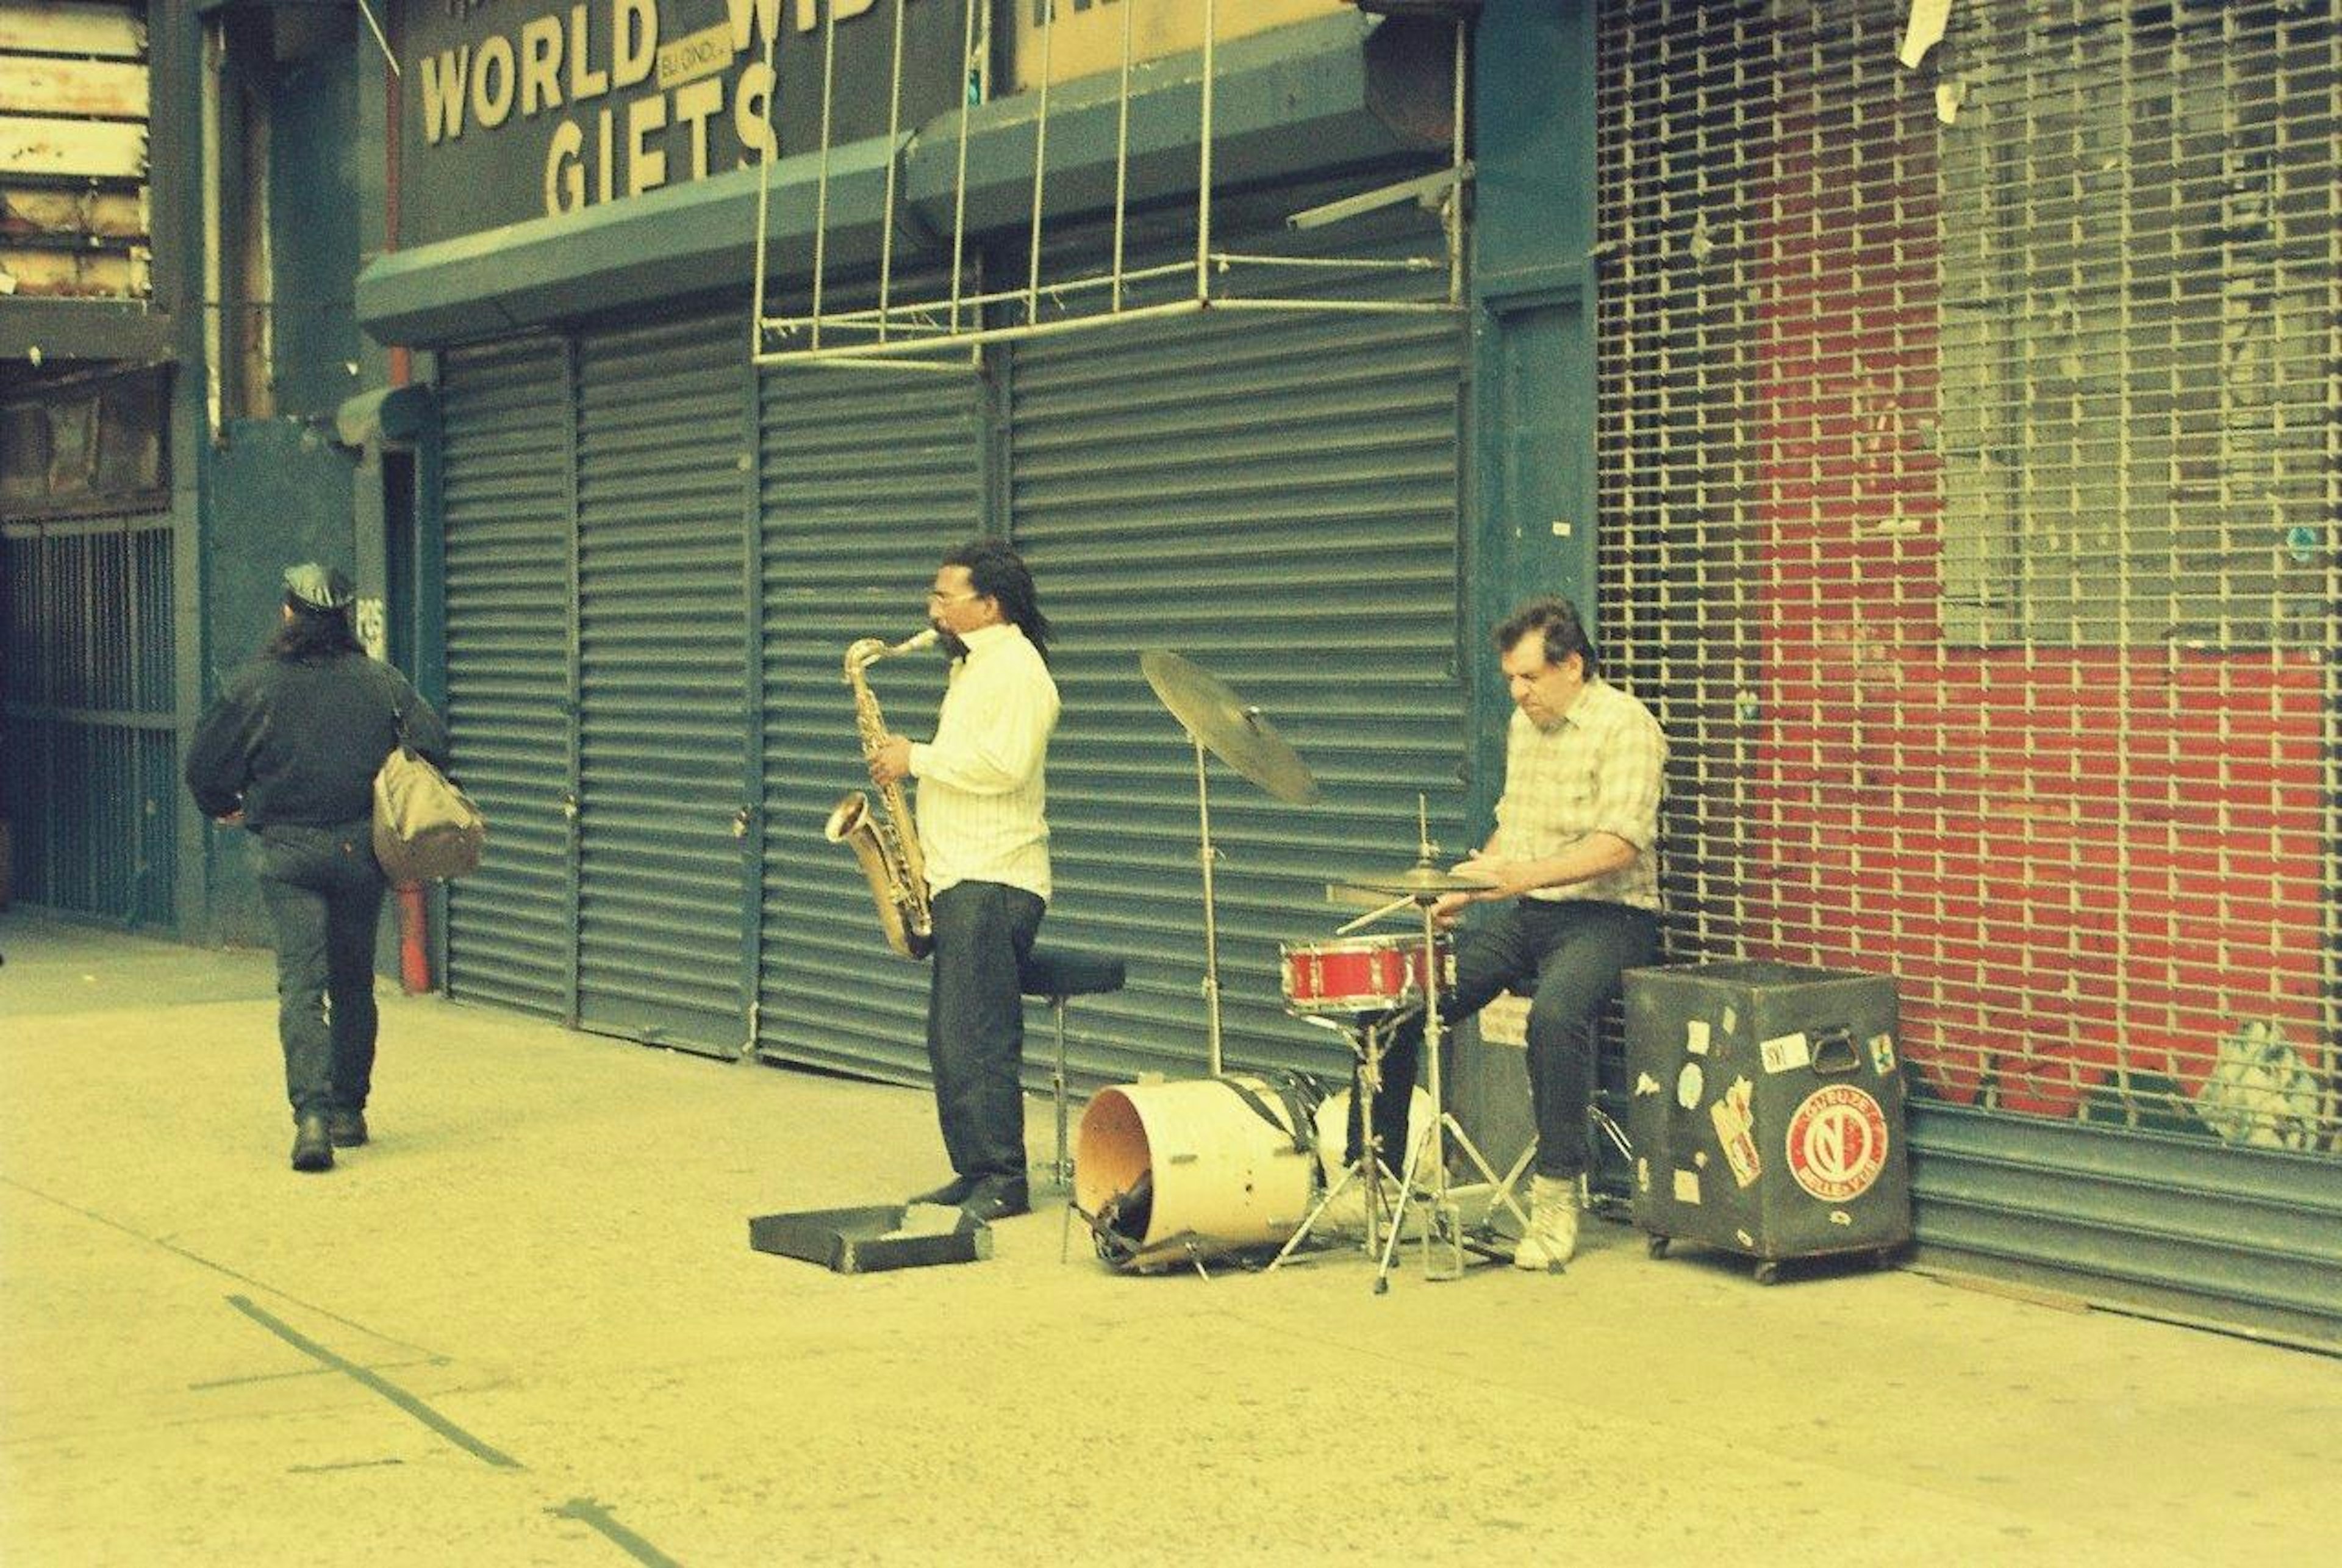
282, 562, 356, 612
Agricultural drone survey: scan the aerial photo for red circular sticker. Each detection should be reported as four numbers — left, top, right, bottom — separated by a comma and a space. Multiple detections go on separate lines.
1785, 1085, 1889, 1201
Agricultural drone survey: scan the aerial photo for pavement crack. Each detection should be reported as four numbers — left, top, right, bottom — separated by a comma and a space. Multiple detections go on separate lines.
0, 1174, 448, 1361
225, 1294, 523, 1470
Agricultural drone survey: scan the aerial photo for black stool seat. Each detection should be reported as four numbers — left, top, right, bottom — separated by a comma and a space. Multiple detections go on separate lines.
1020, 946, 1126, 1001
1021, 945, 1125, 1196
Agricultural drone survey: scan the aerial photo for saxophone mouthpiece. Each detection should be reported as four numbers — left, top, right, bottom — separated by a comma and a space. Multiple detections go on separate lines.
844, 627, 941, 681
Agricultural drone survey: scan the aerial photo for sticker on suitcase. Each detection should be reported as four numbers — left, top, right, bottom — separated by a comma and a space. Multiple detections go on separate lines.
1710, 1075, 1761, 1187
1759, 1031, 1811, 1073
1785, 1084, 1891, 1201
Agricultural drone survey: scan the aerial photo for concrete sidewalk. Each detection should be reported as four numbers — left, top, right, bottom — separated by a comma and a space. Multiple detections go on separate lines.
1, 910, 2332, 1566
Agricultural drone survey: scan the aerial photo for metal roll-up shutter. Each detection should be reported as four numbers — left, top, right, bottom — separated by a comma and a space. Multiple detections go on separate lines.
0, 514, 175, 928
440, 336, 576, 1018
1009, 205, 1469, 1090
572, 310, 753, 1056
1595, 0, 2341, 1341
754, 352, 984, 1080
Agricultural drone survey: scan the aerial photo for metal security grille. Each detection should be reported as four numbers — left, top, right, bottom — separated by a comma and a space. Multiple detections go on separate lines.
571, 310, 751, 1056
1011, 202, 1467, 1089
439, 336, 576, 1020
0, 515, 174, 926
754, 328, 982, 1082
1596, 0, 2340, 1331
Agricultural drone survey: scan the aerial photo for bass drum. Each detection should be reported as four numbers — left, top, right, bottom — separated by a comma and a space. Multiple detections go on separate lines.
1075, 1076, 1319, 1270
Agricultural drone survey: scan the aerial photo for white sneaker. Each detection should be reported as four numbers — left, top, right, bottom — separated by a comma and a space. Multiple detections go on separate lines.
1513, 1173, 1581, 1272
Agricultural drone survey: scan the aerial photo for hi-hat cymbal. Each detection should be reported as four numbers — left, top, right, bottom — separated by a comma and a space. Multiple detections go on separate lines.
1141, 650, 1321, 806
1331, 863, 1497, 899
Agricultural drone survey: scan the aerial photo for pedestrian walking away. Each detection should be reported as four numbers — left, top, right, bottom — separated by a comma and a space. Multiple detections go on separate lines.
183, 563, 451, 1172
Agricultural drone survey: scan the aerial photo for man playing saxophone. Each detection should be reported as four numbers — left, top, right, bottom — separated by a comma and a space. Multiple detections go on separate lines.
870, 539, 1060, 1222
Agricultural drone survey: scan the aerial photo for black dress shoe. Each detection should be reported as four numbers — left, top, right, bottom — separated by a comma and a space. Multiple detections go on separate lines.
326, 1109, 369, 1147
290, 1113, 334, 1173
908, 1175, 978, 1207
960, 1177, 1030, 1222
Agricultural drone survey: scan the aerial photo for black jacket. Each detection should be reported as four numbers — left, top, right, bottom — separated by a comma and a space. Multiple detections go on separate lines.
184, 653, 451, 829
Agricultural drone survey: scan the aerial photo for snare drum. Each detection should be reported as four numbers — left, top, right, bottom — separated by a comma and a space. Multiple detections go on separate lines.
1280, 933, 1455, 1017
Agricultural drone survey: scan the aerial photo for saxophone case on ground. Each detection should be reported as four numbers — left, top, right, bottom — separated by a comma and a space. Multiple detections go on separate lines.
747, 1204, 991, 1274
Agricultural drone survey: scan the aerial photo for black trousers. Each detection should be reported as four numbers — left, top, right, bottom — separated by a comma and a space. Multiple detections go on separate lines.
926, 880, 1045, 1183
1351, 898, 1661, 1183
256, 822, 387, 1119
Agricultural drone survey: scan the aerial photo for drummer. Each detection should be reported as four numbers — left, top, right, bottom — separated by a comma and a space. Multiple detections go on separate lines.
1352, 596, 1664, 1273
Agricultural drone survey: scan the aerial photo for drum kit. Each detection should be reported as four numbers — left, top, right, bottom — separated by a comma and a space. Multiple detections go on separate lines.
1072, 651, 1532, 1286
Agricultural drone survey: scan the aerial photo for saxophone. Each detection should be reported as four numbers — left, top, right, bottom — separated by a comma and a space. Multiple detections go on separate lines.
825, 628, 939, 959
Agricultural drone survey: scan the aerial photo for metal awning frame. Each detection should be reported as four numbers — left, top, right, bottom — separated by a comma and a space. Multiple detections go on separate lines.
748, 0, 1470, 373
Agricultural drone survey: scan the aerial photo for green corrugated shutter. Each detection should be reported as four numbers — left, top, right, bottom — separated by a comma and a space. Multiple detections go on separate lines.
1009, 209, 1469, 1090
754, 357, 985, 1081
572, 310, 753, 1056
440, 336, 576, 1019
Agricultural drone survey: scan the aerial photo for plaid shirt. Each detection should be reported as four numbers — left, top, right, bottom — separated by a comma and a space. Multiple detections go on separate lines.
1489, 678, 1664, 911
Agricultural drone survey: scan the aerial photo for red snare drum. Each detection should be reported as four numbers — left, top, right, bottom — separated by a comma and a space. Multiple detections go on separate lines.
1280, 933, 1455, 1016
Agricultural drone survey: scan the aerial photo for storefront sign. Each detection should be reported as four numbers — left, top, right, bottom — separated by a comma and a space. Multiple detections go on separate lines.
395, 1, 964, 247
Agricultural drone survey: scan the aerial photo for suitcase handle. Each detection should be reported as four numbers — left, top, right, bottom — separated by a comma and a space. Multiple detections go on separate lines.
1811, 1027, 1860, 1075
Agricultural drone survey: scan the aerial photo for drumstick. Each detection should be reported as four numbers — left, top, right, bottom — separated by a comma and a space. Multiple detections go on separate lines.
1335, 895, 1413, 936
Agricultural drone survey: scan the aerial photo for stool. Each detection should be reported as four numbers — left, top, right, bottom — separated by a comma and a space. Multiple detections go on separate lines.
1020, 945, 1126, 1188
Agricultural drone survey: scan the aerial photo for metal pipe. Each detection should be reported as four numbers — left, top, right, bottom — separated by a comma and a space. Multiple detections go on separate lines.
765, 259, 1455, 345
811, 4, 841, 348
749, 22, 779, 365
1111, 0, 1134, 312
1196, 0, 1216, 305
1026, 0, 1053, 327
948, 0, 979, 333
1450, 15, 1468, 306
876, 0, 910, 345
1192, 734, 1225, 1077
200, 18, 223, 439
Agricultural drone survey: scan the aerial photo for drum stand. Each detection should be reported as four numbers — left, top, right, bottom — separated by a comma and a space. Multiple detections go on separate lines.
1266, 1008, 1415, 1269
1376, 887, 1534, 1288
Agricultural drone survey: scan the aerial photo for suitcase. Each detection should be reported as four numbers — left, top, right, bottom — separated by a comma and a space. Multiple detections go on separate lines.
1624, 961, 1908, 1282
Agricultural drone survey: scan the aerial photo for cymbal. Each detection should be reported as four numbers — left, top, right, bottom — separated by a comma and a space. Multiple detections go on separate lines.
1141, 650, 1321, 806
1331, 863, 1497, 898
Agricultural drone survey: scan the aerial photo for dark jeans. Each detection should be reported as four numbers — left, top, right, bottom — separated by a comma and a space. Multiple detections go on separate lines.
1351, 899, 1661, 1182
256, 822, 387, 1119
926, 880, 1045, 1183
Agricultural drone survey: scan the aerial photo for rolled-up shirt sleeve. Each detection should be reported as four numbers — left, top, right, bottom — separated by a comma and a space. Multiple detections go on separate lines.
1586, 703, 1665, 851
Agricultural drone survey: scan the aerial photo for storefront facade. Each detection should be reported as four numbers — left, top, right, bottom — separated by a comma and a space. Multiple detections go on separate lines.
353, 1, 2339, 1341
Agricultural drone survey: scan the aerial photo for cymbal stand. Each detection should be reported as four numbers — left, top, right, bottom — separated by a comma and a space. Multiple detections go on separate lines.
1178, 731, 1228, 1076
1375, 801, 1533, 1287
